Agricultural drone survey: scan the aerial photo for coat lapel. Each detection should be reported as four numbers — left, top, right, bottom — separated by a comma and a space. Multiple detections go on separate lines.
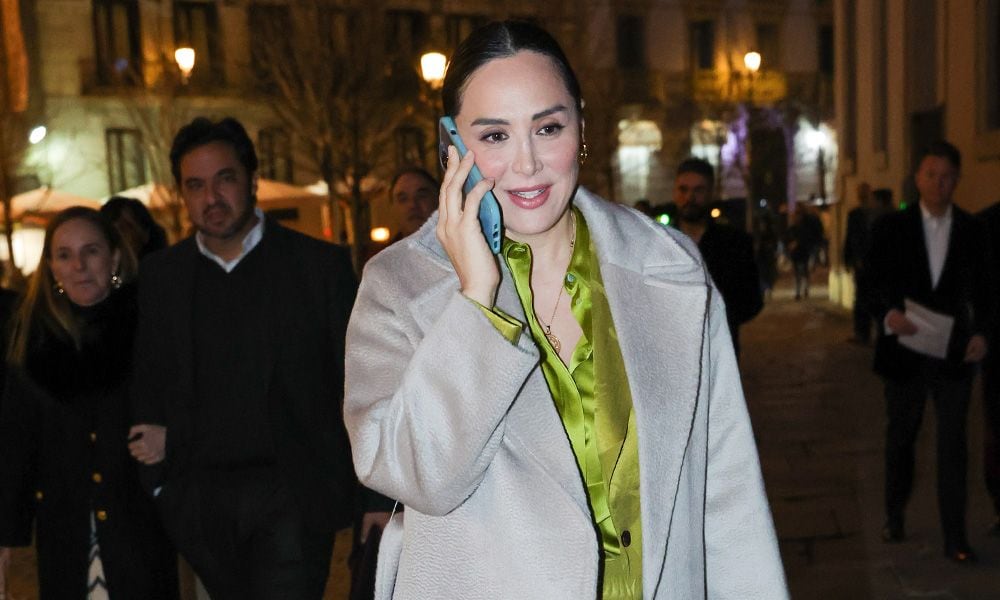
577, 190, 708, 592
493, 257, 592, 517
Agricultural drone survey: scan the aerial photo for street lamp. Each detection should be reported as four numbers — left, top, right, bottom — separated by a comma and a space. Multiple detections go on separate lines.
174, 47, 196, 84
741, 51, 762, 237
420, 52, 447, 90
29, 126, 47, 145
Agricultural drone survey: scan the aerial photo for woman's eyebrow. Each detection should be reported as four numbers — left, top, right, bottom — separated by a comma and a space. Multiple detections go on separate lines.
469, 105, 569, 127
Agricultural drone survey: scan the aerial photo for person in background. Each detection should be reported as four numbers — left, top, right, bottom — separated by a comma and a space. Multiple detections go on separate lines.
673, 157, 762, 356
978, 200, 1000, 536
844, 182, 874, 343
785, 204, 824, 300
344, 20, 787, 599
863, 141, 991, 563
100, 196, 169, 260
0, 207, 177, 599
389, 167, 438, 242
129, 117, 368, 598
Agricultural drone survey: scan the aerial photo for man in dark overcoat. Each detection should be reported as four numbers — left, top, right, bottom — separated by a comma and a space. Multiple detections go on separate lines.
863, 141, 992, 563
672, 157, 762, 356
127, 117, 380, 597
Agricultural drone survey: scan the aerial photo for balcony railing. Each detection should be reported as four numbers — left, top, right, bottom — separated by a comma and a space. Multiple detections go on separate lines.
691, 68, 787, 104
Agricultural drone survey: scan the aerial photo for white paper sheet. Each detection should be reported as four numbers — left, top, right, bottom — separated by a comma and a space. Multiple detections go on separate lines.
898, 298, 954, 359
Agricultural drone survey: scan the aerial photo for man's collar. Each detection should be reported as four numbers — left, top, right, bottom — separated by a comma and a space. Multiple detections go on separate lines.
195, 207, 266, 271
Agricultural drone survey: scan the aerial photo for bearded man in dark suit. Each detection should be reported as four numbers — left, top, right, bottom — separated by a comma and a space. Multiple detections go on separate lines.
127, 117, 388, 598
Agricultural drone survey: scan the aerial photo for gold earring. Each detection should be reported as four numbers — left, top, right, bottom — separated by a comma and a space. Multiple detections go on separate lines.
54, 281, 65, 295
578, 142, 588, 165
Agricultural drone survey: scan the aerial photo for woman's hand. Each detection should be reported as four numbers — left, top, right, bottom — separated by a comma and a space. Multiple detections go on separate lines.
436, 146, 500, 307
127, 424, 166, 465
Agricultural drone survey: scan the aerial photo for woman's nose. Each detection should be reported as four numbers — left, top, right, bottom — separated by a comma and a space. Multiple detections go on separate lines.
512, 139, 541, 176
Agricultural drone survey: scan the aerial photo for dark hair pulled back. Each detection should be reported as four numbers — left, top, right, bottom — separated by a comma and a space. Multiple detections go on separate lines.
441, 20, 583, 119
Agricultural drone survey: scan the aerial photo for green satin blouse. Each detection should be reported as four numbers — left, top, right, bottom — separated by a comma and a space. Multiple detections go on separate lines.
496, 208, 642, 598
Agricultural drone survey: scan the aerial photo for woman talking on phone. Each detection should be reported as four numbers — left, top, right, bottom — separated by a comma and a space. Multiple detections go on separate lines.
344, 21, 787, 599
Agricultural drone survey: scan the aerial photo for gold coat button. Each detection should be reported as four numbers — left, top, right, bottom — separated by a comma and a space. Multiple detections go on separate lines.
96, 510, 108, 521
92, 472, 102, 483
89, 432, 97, 442
35, 490, 43, 501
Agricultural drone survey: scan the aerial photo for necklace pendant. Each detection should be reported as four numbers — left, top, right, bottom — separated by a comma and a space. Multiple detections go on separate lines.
545, 331, 562, 354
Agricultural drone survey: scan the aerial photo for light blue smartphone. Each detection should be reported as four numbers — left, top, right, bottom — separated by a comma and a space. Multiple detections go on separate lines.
438, 116, 503, 254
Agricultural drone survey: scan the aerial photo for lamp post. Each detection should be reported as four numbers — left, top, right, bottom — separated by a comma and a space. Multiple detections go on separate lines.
743, 51, 761, 102
420, 51, 447, 119
174, 47, 196, 84
742, 51, 761, 236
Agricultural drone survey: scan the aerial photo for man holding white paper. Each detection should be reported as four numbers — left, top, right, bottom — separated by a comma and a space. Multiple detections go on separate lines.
863, 141, 992, 563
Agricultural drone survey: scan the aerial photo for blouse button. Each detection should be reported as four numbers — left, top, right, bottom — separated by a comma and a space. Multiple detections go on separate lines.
96, 510, 108, 521
89, 432, 97, 443
621, 530, 632, 548
92, 472, 103, 484
35, 490, 43, 501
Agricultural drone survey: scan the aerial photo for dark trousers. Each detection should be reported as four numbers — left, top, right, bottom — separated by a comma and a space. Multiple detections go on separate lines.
792, 259, 810, 298
984, 354, 1000, 516
160, 469, 333, 600
851, 270, 872, 342
884, 369, 973, 547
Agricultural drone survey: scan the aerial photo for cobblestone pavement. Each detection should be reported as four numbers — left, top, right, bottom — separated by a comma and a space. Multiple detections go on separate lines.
744, 276, 1000, 599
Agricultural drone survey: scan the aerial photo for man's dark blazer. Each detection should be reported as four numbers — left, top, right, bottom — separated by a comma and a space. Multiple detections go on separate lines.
130, 219, 359, 536
863, 203, 992, 381
697, 221, 763, 348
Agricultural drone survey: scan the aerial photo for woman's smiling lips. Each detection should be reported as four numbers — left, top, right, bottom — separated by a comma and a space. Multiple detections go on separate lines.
504, 185, 551, 209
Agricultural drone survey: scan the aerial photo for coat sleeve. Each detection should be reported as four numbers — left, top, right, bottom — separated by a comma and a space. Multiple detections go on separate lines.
725, 231, 764, 327
343, 259, 540, 517
703, 288, 789, 598
129, 261, 171, 495
0, 371, 40, 547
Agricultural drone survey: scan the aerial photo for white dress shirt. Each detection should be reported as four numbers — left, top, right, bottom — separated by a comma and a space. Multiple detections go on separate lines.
884, 201, 953, 335
195, 207, 266, 273
920, 201, 952, 289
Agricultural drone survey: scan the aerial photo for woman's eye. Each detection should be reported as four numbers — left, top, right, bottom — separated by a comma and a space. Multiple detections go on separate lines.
538, 123, 565, 136
480, 131, 508, 144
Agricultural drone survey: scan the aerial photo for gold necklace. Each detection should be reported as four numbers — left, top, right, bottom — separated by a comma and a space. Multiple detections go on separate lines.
536, 216, 576, 355
540, 287, 565, 354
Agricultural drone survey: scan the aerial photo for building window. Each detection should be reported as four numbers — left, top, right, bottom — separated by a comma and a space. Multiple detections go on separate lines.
818, 24, 834, 76
689, 20, 715, 70
248, 3, 292, 77
445, 14, 488, 52
106, 128, 145, 193
986, 0, 1000, 130
174, 1, 223, 85
617, 16, 646, 69
258, 127, 293, 183
872, 0, 888, 153
92, 0, 141, 85
395, 126, 426, 169
385, 10, 427, 65
755, 23, 780, 70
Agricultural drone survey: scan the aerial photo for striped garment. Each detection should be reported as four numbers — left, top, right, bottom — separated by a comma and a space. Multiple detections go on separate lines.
87, 512, 109, 600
